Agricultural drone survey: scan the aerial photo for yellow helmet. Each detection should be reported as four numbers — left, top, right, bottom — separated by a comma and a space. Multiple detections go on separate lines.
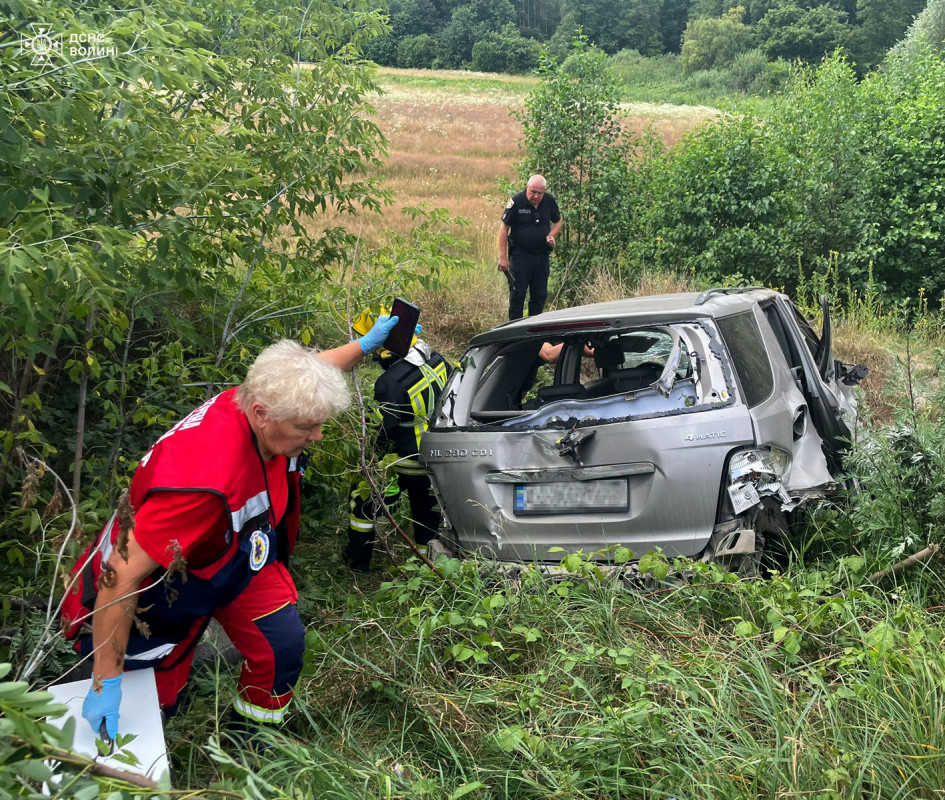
351, 307, 386, 338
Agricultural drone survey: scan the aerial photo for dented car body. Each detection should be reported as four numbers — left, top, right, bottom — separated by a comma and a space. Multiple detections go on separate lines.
421, 287, 865, 571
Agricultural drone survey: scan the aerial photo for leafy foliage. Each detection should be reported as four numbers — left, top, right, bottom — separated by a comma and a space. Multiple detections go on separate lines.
0, 0, 475, 691
888, 0, 945, 63
470, 23, 540, 74
516, 36, 647, 302
0, 0, 393, 507
680, 5, 755, 73
840, 349, 945, 563
754, 2, 849, 63
626, 50, 945, 306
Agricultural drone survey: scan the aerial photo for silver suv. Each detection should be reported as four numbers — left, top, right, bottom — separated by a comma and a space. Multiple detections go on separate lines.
421, 288, 866, 572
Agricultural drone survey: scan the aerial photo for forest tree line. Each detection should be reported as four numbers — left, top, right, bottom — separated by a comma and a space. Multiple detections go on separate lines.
365, 0, 925, 77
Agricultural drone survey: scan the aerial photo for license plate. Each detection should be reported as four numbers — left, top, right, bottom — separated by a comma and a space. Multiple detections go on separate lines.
514, 479, 629, 515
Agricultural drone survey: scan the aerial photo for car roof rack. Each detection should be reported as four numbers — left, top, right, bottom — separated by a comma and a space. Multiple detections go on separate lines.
694, 286, 769, 306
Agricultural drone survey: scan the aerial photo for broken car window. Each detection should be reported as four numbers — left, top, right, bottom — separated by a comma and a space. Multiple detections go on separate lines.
716, 312, 774, 408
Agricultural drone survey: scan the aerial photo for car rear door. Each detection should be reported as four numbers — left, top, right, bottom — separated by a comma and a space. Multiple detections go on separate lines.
762, 296, 851, 473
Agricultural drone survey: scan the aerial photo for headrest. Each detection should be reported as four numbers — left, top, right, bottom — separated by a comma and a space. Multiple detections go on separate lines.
593, 340, 624, 370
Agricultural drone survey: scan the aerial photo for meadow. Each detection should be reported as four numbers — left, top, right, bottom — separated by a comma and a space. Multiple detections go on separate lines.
334, 68, 720, 352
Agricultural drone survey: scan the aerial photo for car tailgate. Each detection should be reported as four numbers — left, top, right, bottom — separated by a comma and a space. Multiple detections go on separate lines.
422, 404, 755, 562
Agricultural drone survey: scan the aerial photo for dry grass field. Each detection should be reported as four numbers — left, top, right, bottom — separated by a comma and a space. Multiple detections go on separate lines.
359, 68, 717, 263
313, 68, 719, 346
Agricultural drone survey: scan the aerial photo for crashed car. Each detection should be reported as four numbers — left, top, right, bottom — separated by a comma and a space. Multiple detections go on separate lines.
421, 287, 867, 572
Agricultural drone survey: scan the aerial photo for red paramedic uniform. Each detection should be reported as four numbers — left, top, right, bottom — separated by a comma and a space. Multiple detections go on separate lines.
62, 388, 307, 724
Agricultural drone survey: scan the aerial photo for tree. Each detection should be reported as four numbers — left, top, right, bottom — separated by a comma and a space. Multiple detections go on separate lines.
512, 0, 562, 39
887, 0, 945, 63
471, 24, 540, 73
660, 0, 694, 52
551, 0, 663, 56
438, 0, 516, 67
869, 49, 945, 302
847, 0, 925, 71
755, 3, 851, 63
0, 0, 390, 501
391, 0, 440, 36
398, 33, 439, 67
632, 50, 945, 304
517, 36, 641, 300
680, 6, 755, 72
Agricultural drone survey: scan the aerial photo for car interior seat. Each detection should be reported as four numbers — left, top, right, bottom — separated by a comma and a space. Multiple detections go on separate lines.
583, 340, 624, 397
609, 362, 664, 392
536, 382, 587, 404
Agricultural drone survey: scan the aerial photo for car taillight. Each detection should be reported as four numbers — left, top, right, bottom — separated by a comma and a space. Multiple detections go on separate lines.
727, 447, 792, 515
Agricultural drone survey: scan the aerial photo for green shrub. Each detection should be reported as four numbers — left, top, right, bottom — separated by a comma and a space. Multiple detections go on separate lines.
680, 7, 755, 74
842, 351, 945, 566
686, 66, 733, 90
756, 57, 793, 94
730, 47, 768, 93
471, 24, 539, 73
626, 51, 945, 306
609, 48, 685, 86
397, 33, 438, 68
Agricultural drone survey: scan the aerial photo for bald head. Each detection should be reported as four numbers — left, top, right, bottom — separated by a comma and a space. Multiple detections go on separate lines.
525, 175, 547, 207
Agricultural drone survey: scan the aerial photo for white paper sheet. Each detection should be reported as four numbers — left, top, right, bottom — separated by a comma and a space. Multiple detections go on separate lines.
45, 668, 171, 786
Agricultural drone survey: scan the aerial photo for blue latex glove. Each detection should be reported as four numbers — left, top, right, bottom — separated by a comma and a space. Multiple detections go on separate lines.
82, 675, 122, 741
357, 314, 399, 354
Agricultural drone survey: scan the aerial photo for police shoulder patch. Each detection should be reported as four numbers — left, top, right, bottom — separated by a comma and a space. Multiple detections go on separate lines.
505, 198, 514, 209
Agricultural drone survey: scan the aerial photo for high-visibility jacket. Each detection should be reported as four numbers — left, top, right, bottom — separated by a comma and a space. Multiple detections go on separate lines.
374, 350, 450, 475
62, 388, 304, 638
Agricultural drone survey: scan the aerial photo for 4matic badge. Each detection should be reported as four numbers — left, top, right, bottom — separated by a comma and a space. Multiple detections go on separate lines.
685, 430, 727, 441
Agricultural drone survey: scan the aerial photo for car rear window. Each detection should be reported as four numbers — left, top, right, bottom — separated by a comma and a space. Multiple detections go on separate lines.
716, 312, 774, 408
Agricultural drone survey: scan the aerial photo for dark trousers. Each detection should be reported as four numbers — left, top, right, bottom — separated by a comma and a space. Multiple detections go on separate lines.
347, 471, 441, 568
508, 251, 549, 320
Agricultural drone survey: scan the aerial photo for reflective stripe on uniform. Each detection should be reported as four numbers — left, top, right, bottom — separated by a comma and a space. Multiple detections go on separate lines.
231, 489, 271, 533
349, 517, 375, 532
405, 360, 449, 451
396, 465, 429, 476
233, 695, 289, 723
97, 511, 118, 564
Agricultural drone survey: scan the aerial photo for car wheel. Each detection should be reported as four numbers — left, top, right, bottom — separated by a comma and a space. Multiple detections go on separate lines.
738, 502, 790, 578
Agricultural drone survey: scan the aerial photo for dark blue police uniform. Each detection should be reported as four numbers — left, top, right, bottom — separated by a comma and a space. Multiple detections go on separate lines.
501, 191, 561, 320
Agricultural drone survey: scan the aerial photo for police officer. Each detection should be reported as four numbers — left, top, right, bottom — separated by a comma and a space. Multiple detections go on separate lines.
345, 314, 451, 571
498, 174, 563, 320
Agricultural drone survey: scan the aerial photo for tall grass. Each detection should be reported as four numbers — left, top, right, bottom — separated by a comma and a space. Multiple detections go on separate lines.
164, 551, 945, 798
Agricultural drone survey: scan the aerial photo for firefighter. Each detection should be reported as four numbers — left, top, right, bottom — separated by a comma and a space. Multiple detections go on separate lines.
63, 318, 398, 745
344, 310, 452, 571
